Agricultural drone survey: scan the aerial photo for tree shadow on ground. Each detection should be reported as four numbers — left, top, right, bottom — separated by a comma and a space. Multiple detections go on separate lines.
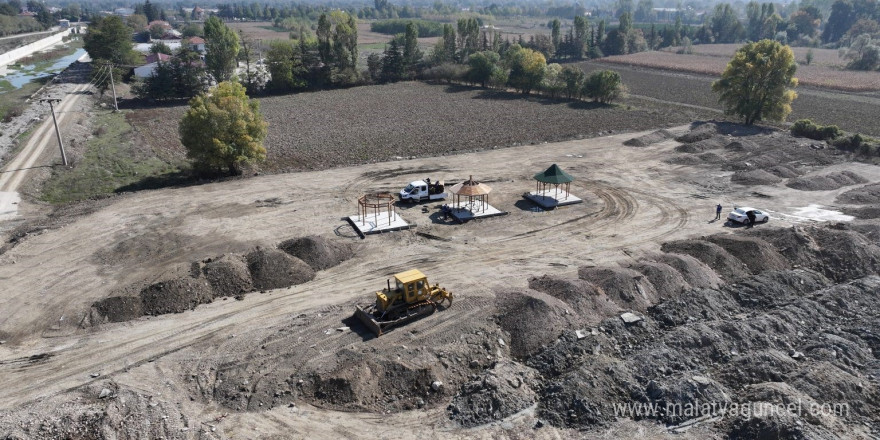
117, 98, 189, 111
114, 170, 238, 193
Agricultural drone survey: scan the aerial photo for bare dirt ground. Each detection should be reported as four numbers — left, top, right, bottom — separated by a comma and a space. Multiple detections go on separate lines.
1, 118, 879, 438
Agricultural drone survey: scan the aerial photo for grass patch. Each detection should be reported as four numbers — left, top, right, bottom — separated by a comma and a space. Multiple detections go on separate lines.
0, 80, 43, 122
358, 42, 388, 50
40, 110, 186, 204
257, 25, 289, 33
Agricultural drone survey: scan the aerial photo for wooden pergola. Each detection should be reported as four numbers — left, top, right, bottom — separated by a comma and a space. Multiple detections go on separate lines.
357, 192, 396, 226
534, 164, 574, 200
450, 175, 492, 213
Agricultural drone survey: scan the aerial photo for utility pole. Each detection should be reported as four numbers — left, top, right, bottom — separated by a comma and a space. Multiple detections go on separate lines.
41, 98, 68, 166
108, 64, 118, 111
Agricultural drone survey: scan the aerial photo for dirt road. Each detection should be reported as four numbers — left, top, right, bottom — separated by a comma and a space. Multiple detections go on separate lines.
0, 123, 878, 437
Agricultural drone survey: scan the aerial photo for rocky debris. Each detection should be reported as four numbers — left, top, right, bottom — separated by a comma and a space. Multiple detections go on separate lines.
704, 235, 790, 274
527, 275, 621, 324
199, 254, 253, 298
663, 154, 703, 166
577, 267, 658, 312
696, 152, 724, 163
494, 289, 577, 358
277, 235, 352, 271
730, 169, 783, 186
91, 296, 144, 323
836, 182, 880, 204
660, 239, 750, 281
786, 171, 868, 191
675, 123, 717, 143
448, 361, 539, 427
623, 129, 674, 147
766, 164, 803, 179
246, 247, 315, 290
724, 139, 760, 152
140, 276, 213, 316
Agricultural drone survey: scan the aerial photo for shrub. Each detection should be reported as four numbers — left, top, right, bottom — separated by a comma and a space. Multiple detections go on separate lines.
790, 119, 842, 141
582, 70, 625, 104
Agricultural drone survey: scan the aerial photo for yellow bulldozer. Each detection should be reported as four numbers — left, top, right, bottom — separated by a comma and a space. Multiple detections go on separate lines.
355, 269, 453, 336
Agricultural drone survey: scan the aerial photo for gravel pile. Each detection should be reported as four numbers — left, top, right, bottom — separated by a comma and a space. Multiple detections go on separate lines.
663, 154, 703, 165
843, 205, 880, 219
786, 171, 868, 191
696, 151, 724, 163
750, 225, 880, 282
673, 135, 727, 153
675, 123, 717, 143
139, 276, 213, 315
246, 247, 316, 290
577, 266, 658, 311
655, 253, 723, 289
705, 235, 790, 274
766, 164, 802, 178
836, 182, 880, 204
724, 139, 760, 152
277, 235, 352, 271
626, 260, 691, 298
730, 169, 783, 185
527, 275, 621, 323
91, 296, 144, 323
200, 254, 253, 298
623, 129, 673, 147
494, 289, 577, 358
660, 239, 750, 281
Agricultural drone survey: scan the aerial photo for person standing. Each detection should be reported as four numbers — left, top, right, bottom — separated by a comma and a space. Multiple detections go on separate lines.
715, 204, 722, 220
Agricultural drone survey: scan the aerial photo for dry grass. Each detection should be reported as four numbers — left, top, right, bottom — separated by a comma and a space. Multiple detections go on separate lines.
602, 50, 880, 92
662, 43, 845, 67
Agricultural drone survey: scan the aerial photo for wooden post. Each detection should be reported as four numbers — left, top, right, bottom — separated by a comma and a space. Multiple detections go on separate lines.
108, 65, 119, 111
42, 99, 68, 166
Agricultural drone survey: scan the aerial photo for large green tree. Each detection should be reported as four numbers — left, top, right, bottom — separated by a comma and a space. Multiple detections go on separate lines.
179, 82, 267, 175
204, 16, 240, 82
466, 50, 500, 87
83, 15, 137, 65
712, 40, 798, 125
505, 45, 546, 94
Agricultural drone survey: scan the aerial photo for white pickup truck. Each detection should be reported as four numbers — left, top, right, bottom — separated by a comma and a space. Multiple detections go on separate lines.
399, 178, 448, 202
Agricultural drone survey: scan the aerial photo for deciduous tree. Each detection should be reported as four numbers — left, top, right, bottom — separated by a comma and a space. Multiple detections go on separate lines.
179, 82, 267, 175
712, 40, 798, 125
505, 45, 546, 94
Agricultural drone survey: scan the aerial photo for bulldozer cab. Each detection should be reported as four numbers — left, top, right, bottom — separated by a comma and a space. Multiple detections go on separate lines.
392, 269, 430, 303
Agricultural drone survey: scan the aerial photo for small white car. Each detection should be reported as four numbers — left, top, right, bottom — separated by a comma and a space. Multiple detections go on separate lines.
727, 207, 769, 225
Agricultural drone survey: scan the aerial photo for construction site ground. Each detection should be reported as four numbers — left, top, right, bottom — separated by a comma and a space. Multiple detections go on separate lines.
1, 119, 880, 438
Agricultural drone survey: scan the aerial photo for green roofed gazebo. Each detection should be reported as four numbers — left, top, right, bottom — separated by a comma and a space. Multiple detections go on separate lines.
534, 164, 574, 200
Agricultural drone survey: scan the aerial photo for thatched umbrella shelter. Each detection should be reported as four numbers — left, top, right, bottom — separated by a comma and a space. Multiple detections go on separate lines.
450, 175, 492, 213
534, 164, 574, 200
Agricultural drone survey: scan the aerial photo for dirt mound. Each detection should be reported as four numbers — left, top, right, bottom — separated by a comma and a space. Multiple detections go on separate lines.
675, 123, 717, 143
448, 360, 539, 427
731, 169, 783, 185
843, 205, 880, 219
786, 171, 868, 191
246, 247, 316, 290
661, 239, 750, 281
577, 266, 658, 311
91, 296, 144, 323
663, 154, 703, 165
199, 254, 253, 298
527, 275, 621, 323
277, 235, 352, 271
494, 289, 577, 358
623, 129, 673, 147
749, 226, 880, 282
724, 139, 760, 152
139, 276, 213, 315
697, 151, 724, 163
625, 260, 691, 298
835, 182, 880, 204
766, 164, 802, 178
705, 234, 790, 274
674, 135, 727, 153
655, 253, 723, 289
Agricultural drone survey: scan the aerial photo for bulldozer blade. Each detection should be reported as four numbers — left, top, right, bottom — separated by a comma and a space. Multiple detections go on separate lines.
354, 305, 383, 336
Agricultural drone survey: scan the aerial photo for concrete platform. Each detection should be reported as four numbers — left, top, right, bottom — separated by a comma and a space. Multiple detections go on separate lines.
448, 201, 508, 223
524, 190, 583, 210
346, 212, 412, 238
